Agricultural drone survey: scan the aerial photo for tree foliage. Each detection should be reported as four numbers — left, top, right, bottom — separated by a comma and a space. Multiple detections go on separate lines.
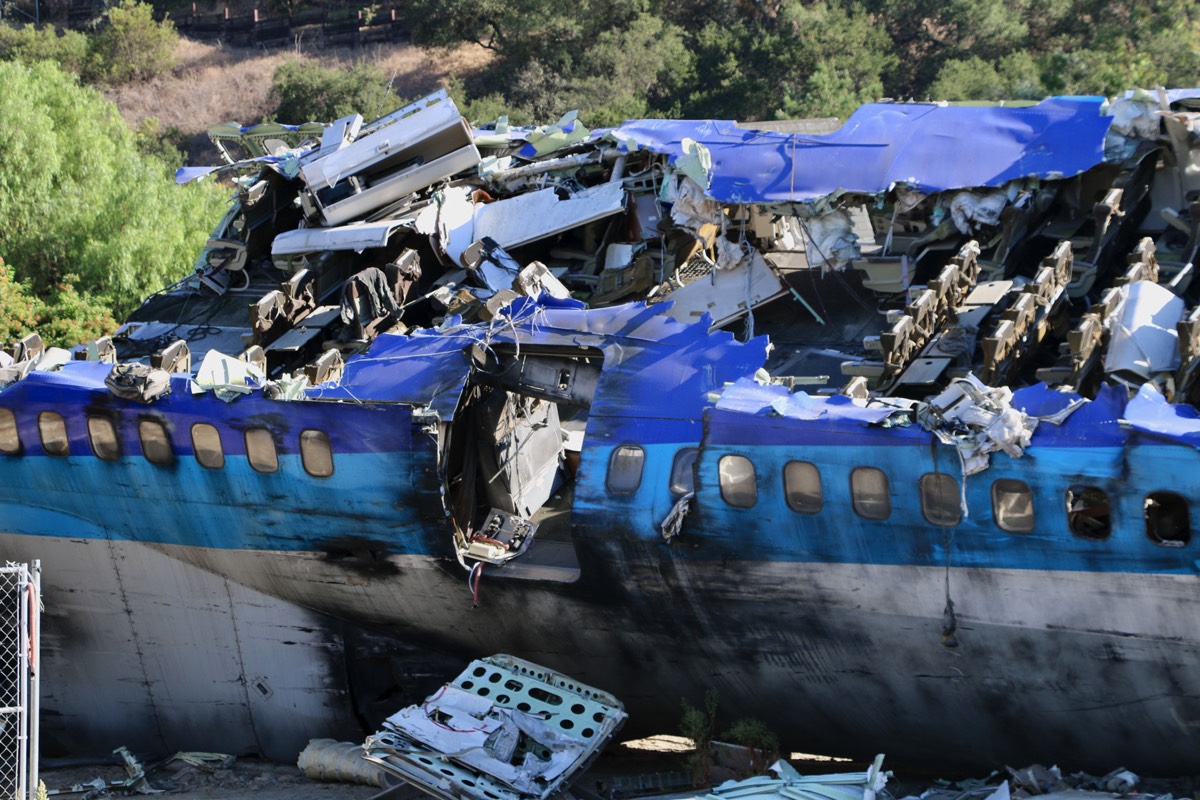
85, 0, 178, 84
0, 24, 89, 75
0, 60, 226, 330
395, 0, 1200, 127
0, 260, 117, 349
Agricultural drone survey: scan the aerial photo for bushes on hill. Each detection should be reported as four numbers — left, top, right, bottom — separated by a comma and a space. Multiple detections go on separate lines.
0, 1, 178, 86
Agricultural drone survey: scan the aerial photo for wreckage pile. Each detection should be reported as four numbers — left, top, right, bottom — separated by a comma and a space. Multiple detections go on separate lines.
0, 86, 1183, 414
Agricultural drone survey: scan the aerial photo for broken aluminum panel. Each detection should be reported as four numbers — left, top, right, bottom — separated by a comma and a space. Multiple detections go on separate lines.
919, 375, 1038, 476
686, 756, 889, 800
463, 238, 523, 293
271, 219, 411, 256
300, 92, 466, 192
301, 93, 481, 227
363, 654, 626, 800
1104, 280, 1185, 383
419, 182, 628, 267
656, 248, 787, 327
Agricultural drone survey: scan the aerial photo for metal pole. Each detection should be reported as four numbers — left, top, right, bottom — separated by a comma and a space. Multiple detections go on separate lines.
16, 566, 28, 800
28, 561, 39, 800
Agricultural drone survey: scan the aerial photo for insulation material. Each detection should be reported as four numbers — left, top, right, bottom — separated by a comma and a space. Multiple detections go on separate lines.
669, 175, 723, 233
1104, 280, 1185, 382
803, 209, 858, 271
475, 393, 564, 518
948, 189, 1008, 234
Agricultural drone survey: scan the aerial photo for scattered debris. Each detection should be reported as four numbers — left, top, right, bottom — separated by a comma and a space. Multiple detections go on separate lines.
363, 654, 627, 800
297, 739, 389, 788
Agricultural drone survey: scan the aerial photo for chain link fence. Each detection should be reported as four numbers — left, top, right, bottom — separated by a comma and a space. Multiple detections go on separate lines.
0, 562, 39, 800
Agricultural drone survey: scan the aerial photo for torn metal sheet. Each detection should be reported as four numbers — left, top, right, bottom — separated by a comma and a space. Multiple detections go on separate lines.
656, 247, 786, 327
684, 756, 889, 800
192, 350, 265, 401
300, 92, 481, 226
422, 182, 628, 266
363, 655, 626, 800
920, 375, 1038, 476
271, 219, 411, 255
603, 97, 1112, 203
1103, 280, 1185, 382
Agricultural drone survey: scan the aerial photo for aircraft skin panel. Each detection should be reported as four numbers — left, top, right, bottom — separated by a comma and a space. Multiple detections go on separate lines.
0, 533, 361, 761
111, 542, 1200, 774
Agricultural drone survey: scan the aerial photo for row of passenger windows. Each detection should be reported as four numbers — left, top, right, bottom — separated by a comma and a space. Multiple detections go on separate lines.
606, 445, 1190, 547
0, 408, 334, 478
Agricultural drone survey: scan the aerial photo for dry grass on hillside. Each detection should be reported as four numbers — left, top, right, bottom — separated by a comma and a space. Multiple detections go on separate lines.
103, 36, 495, 156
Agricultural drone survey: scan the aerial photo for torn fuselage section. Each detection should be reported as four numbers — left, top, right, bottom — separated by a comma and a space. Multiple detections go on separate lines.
363, 654, 626, 800
443, 342, 602, 570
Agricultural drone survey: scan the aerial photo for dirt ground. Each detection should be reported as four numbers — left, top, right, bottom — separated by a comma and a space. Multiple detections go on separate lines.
37, 740, 1200, 800
36, 737, 706, 800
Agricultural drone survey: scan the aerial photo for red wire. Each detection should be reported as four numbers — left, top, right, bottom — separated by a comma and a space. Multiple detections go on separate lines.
471, 564, 484, 606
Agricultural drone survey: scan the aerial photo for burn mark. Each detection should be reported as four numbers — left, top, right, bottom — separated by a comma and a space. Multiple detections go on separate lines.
317, 535, 402, 576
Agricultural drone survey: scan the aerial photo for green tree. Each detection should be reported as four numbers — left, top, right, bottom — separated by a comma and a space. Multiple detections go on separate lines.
86, 0, 178, 84
0, 261, 116, 349
866, 0, 1031, 99
929, 52, 1047, 101
0, 259, 45, 347
774, 1, 896, 120
400, 0, 645, 74
0, 60, 226, 323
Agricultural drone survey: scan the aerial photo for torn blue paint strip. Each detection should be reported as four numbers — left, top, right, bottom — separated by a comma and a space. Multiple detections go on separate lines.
604, 96, 1112, 203
1122, 382, 1200, 446
714, 377, 900, 424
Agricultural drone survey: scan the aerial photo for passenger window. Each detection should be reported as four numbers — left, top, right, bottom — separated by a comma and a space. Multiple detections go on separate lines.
1145, 491, 1189, 547
0, 408, 20, 455
300, 430, 334, 477
87, 416, 121, 461
191, 423, 224, 470
920, 473, 961, 526
607, 445, 644, 494
245, 428, 278, 474
719, 455, 757, 508
851, 467, 890, 520
1066, 485, 1110, 540
992, 478, 1034, 533
669, 448, 698, 498
783, 460, 822, 514
38, 412, 69, 457
138, 419, 173, 466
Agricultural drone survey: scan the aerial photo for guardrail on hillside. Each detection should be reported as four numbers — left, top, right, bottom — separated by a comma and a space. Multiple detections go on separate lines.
66, 0, 409, 48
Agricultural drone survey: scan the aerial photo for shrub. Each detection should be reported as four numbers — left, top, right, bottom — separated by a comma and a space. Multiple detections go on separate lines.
270, 59, 398, 123
86, 0, 178, 85
0, 24, 89, 75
